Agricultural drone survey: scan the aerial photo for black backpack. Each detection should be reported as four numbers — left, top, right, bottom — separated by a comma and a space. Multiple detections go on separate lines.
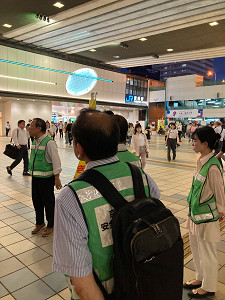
77, 163, 183, 300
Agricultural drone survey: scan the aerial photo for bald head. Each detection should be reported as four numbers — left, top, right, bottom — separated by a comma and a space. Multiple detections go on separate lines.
72, 109, 119, 160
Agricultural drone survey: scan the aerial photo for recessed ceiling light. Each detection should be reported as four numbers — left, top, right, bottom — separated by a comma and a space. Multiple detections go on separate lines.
53, 2, 64, 8
89, 49, 96, 52
3, 24, 12, 28
139, 38, 147, 42
113, 56, 120, 59
209, 21, 218, 26
167, 48, 174, 52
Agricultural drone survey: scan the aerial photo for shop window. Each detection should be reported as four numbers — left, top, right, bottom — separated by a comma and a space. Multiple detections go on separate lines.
134, 79, 137, 86
126, 77, 130, 84
130, 77, 134, 85
126, 88, 129, 94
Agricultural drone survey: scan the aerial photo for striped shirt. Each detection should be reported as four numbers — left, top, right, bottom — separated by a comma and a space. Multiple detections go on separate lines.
52, 156, 160, 277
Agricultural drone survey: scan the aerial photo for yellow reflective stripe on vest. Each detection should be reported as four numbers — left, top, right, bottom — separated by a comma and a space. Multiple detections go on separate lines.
76, 174, 147, 204
32, 170, 54, 176
196, 173, 206, 183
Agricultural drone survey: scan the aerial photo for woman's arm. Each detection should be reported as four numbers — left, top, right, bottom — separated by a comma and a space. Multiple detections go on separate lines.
130, 135, 136, 154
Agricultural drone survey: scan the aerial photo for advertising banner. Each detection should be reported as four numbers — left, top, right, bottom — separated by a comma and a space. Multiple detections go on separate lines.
167, 109, 203, 119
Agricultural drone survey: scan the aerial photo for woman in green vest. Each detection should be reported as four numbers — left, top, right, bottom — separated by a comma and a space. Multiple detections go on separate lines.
183, 126, 225, 298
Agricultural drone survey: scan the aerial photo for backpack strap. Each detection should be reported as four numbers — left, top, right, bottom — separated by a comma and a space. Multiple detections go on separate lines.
76, 169, 127, 210
126, 162, 146, 200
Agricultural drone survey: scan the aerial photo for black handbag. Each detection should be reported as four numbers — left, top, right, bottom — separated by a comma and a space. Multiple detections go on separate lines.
3, 144, 19, 159
3, 129, 19, 159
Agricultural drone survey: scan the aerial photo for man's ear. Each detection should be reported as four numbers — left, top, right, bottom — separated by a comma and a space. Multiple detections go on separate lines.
76, 143, 85, 160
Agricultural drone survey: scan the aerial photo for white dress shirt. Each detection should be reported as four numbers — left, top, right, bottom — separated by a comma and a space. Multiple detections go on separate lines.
12, 127, 29, 146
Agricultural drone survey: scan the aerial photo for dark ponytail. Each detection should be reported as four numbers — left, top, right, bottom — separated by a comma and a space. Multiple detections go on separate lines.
192, 126, 220, 150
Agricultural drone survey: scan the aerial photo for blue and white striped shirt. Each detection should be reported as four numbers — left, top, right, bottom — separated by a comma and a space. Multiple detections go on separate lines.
53, 156, 160, 277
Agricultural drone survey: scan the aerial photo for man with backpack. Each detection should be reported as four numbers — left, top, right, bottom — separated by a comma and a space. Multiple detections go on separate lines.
53, 109, 161, 300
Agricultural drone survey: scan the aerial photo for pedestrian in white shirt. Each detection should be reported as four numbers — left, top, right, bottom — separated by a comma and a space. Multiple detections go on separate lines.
214, 121, 224, 166
50, 122, 56, 140
59, 121, 64, 138
6, 120, 30, 176
131, 123, 149, 169
5, 122, 11, 137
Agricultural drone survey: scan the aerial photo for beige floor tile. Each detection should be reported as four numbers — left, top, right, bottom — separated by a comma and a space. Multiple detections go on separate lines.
0, 221, 7, 228
174, 211, 188, 219
0, 257, 24, 277
0, 232, 25, 246
184, 254, 193, 265
0, 226, 16, 238
214, 282, 225, 300
59, 288, 71, 300
16, 247, 49, 266
6, 239, 36, 255
167, 203, 186, 210
28, 256, 53, 278
1, 200, 19, 206
10, 220, 34, 231
183, 266, 196, 283
47, 295, 63, 300
3, 216, 26, 225
0, 295, 16, 300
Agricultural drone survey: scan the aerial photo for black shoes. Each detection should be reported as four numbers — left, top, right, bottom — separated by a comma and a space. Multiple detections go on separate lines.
23, 172, 30, 176
6, 166, 12, 175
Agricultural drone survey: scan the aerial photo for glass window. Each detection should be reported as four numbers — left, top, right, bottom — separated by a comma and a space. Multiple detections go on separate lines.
134, 79, 137, 86
126, 77, 130, 84
130, 77, 133, 85
137, 80, 141, 87
126, 88, 129, 94
144, 81, 148, 88
130, 89, 133, 94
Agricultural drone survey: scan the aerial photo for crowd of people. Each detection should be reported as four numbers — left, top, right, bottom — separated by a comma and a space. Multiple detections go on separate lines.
2, 111, 225, 299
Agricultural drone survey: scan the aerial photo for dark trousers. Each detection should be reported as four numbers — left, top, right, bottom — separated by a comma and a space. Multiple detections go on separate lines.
59, 129, 63, 138
10, 145, 28, 172
6, 129, 10, 136
32, 176, 55, 228
68, 132, 72, 145
178, 131, 182, 142
167, 138, 177, 161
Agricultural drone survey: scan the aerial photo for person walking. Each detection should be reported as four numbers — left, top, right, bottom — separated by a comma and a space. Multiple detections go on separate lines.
46, 121, 54, 138
50, 122, 56, 140
53, 109, 160, 300
178, 122, 183, 142
131, 123, 149, 170
6, 120, 30, 176
127, 123, 134, 145
66, 119, 72, 145
145, 122, 151, 141
64, 122, 69, 144
29, 118, 62, 237
5, 122, 11, 137
214, 121, 224, 166
183, 126, 225, 298
189, 123, 197, 142
59, 121, 63, 138
165, 122, 179, 161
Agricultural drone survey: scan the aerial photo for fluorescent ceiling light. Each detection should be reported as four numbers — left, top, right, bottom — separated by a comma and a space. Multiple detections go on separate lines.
89, 49, 96, 52
139, 38, 147, 41
0, 74, 56, 85
209, 21, 218, 26
113, 56, 120, 59
53, 2, 64, 8
167, 48, 174, 52
3, 24, 12, 28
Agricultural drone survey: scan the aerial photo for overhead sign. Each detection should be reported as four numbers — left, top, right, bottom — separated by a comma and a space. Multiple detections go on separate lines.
167, 109, 203, 118
125, 94, 147, 104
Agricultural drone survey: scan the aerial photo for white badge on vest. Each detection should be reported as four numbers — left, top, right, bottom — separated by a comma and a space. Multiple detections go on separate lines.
95, 204, 116, 248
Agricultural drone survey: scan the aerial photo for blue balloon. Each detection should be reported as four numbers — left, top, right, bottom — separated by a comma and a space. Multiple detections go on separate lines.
66, 68, 97, 96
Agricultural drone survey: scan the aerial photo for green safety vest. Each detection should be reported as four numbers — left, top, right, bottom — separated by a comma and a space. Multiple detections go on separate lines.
69, 161, 150, 299
117, 150, 141, 168
187, 156, 222, 224
29, 136, 54, 178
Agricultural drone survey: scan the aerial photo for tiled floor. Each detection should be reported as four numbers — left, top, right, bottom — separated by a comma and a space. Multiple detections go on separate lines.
0, 134, 224, 299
